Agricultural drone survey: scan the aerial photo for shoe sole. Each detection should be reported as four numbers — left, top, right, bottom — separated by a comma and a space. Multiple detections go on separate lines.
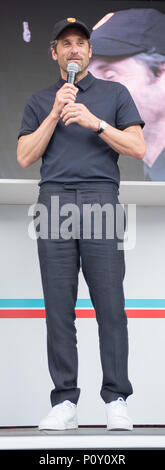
107, 427, 133, 431
38, 421, 78, 431
107, 423, 133, 431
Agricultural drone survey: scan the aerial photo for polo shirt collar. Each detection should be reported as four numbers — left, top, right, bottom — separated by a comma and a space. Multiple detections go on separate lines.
56, 71, 95, 91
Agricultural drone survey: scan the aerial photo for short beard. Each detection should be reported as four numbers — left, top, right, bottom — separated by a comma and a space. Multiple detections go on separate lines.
62, 59, 89, 77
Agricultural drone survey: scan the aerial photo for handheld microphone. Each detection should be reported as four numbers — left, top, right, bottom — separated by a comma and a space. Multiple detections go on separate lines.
67, 62, 79, 84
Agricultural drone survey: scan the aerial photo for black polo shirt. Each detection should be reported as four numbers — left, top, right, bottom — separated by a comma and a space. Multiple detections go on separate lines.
18, 71, 145, 187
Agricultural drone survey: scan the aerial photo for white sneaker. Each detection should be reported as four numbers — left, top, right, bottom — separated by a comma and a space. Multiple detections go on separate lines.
38, 400, 78, 430
106, 397, 133, 430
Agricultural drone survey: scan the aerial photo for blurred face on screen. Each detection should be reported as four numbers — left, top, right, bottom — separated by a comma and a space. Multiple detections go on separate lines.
89, 54, 165, 168
51, 27, 92, 82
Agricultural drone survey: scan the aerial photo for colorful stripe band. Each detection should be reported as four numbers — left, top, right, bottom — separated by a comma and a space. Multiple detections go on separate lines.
0, 299, 165, 318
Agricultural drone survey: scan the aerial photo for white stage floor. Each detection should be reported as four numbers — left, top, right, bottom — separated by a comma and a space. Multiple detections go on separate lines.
0, 427, 165, 449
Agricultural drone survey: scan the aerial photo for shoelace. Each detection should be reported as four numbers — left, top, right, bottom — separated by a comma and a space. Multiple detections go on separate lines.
64, 400, 76, 408
117, 397, 127, 406
49, 401, 76, 418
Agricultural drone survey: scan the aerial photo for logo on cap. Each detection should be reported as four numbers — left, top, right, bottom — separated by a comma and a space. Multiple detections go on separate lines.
67, 18, 76, 23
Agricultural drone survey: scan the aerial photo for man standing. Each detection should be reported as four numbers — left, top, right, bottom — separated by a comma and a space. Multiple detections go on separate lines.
17, 17, 145, 431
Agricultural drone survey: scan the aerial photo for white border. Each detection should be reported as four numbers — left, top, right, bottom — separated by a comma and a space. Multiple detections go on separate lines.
0, 180, 165, 205
0, 432, 165, 449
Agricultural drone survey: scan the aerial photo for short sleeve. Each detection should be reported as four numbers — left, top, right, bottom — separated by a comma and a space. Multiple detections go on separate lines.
18, 94, 39, 139
116, 84, 145, 131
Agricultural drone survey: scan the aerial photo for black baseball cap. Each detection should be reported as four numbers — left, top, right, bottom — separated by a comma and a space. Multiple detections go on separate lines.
90, 8, 165, 57
51, 17, 91, 41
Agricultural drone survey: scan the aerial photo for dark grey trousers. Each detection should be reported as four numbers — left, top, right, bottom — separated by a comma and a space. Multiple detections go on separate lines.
35, 181, 133, 406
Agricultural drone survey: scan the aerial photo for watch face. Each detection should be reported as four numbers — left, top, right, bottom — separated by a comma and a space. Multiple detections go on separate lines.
100, 120, 107, 130
97, 120, 107, 134
101, 121, 107, 129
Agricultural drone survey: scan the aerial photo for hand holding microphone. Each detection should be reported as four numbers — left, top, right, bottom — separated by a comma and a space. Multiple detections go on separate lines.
51, 62, 99, 131
51, 62, 79, 120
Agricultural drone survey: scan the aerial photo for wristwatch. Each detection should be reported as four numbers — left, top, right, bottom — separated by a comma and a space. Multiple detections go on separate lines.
96, 120, 108, 135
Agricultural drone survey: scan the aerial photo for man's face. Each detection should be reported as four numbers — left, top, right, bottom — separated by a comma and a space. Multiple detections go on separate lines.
90, 55, 152, 94
89, 55, 162, 120
51, 27, 92, 81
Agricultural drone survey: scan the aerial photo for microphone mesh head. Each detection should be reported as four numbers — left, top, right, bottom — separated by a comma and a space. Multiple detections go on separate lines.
67, 62, 79, 73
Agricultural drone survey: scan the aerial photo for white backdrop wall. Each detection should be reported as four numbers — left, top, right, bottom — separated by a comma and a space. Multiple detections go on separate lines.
0, 204, 165, 426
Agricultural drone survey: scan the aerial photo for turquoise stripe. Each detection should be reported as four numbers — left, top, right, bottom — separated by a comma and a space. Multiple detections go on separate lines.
0, 299, 165, 308
76, 299, 93, 308
0, 299, 45, 308
0, 298, 92, 308
125, 299, 165, 308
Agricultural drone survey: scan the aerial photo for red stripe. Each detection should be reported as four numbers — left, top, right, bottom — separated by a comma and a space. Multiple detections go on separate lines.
0, 309, 45, 318
126, 309, 165, 318
0, 309, 95, 318
0, 309, 165, 318
76, 309, 96, 318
